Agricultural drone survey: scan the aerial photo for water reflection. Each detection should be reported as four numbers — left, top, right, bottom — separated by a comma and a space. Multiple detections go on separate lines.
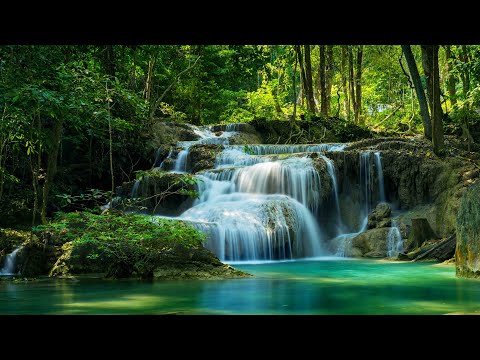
1, 260, 480, 314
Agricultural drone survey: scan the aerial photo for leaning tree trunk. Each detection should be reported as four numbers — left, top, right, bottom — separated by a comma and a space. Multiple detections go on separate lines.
348, 46, 356, 122
304, 45, 316, 115
341, 46, 349, 119
444, 45, 457, 108
355, 45, 363, 124
421, 45, 445, 156
401, 45, 432, 140
319, 45, 327, 116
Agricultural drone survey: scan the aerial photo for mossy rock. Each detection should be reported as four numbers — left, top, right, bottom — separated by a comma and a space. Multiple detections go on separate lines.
348, 227, 391, 257
456, 181, 480, 278
188, 144, 223, 173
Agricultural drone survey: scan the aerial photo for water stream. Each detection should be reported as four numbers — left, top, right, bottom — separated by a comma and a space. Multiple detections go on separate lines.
146, 123, 400, 262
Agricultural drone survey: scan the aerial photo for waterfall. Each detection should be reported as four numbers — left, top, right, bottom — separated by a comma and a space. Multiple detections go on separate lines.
197, 157, 323, 214
359, 151, 387, 230
141, 122, 398, 262
181, 193, 325, 261
130, 180, 141, 198
319, 154, 345, 237
387, 219, 403, 257
173, 147, 190, 173
374, 152, 386, 203
227, 143, 346, 155
0, 246, 23, 275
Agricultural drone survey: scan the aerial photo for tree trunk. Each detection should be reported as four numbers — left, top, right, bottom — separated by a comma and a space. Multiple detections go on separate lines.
355, 45, 363, 124
144, 56, 156, 102
401, 45, 432, 140
411, 233, 456, 262
106, 82, 115, 206
130, 45, 138, 90
406, 217, 438, 251
40, 118, 63, 224
295, 45, 306, 110
304, 45, 316, 115
274, 65, 285, 118
319, 45, 327, 116
444, 45, 457, 108
325, 45, 334, 117
340, 46, 349, 119
103, 45, 116, 78
461, 45, 470, 96
291, 50, 298, 124
348, 46, 356, 121
421, 45, 445, 156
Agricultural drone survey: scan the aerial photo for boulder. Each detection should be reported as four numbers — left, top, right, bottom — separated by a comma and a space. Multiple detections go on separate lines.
367, 202, 392, 229
348, 227, 391, 257
188, 144, 223, 173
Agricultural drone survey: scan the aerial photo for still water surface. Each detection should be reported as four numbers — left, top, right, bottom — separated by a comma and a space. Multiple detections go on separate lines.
1, 258, 479, 315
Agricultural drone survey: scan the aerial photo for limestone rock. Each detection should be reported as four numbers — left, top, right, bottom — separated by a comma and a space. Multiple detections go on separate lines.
367, 202, 392, 229
456, 182, 480, 278
348, 227, 391, 257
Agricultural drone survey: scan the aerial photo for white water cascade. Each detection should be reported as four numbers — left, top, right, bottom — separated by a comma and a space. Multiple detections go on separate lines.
139, 123, 400, 262
0, 246, 23, 275
387, 219, 403, 257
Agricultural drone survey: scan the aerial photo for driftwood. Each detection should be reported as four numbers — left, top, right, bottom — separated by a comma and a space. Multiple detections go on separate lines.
411, 234, 456, 262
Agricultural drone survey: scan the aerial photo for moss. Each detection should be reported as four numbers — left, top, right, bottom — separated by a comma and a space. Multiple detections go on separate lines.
456, 181, 480, 278
40, 211, 251, 280
189, 144, 223, 173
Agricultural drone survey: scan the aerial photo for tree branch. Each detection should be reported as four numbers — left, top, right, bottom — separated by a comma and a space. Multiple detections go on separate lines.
149, 56, 201, 121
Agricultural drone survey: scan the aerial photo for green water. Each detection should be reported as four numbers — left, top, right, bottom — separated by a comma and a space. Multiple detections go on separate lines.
1, 258, 480, 315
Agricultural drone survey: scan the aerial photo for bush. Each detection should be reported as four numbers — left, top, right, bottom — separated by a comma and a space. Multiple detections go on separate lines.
34, 211, 206, 279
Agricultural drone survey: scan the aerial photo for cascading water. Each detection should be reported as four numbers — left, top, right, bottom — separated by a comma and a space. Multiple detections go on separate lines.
387, 219, 403, 257
137, 122, 396, 262
181, 193, 324, 261
320, 154, 344, 236
374, 152, 386, 203
359, 151, 388, 231
0, 246, 23, 275
227, 143, 346, 155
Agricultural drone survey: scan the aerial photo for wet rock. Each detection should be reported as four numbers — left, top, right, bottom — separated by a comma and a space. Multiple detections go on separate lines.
150, 121, 200, 148
348, 227, 391, 257
367, 202, 392, 229
456, 182, 480, 278
116, 170, 196, 216
153, 246, 252, 280
152, 144, 172, 167
189, 144, 223, 173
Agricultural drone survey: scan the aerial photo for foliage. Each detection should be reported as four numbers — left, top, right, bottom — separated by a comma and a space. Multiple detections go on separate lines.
1, 44, 480, 225
33, 211, 206, 279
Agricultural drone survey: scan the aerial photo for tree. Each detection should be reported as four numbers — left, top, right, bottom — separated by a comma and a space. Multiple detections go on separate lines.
421, 45, 445, 156
325, 45, 334, 116
340, 46, 350, 119
319, 45, 327, 115
355, 45, 363, 124
401, 45, 432, 139
444, 45, 457, 108
348, 46, 356, 122
303, 45, 316, 115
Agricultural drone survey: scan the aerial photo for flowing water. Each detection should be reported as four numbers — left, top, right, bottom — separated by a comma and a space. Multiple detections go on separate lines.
1, 260, 479, 315
146, 124, 403, 261
0, 246, 23, 276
